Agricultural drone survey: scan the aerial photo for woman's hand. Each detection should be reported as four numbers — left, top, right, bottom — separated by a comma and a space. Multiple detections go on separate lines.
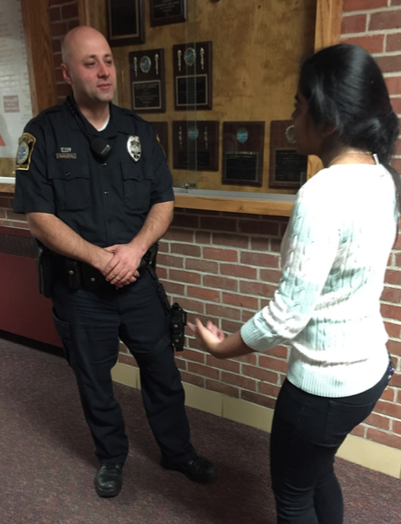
188, 319, 226, 356
188, 319, 253, 360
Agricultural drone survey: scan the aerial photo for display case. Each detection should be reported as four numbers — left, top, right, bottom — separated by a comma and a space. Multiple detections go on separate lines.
107, 0, 342, 215
0, 0, 343, 216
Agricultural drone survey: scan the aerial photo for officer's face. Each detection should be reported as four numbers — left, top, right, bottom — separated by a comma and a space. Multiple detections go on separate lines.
62, 28, 116, 108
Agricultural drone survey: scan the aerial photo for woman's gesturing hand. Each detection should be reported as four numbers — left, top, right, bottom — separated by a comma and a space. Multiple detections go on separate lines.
188, 319, 226, 356
188, 319, 253, 360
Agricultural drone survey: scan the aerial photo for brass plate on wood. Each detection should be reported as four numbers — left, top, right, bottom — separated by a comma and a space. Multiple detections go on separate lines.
173, 121, 219, 171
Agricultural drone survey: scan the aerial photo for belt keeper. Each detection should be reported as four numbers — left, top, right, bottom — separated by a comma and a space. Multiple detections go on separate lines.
65, 258, 81, 289
81, 262, 105, 291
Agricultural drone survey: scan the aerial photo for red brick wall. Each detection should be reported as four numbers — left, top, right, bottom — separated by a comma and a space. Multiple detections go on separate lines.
48, 0, 79, 103
0, 194, 27, 228
341, 0, 401, 175
2, 0, 401, 451
339, 0, 401, 449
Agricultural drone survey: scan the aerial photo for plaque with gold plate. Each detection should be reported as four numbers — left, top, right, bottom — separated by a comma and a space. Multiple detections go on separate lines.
129, 49, 166, 113
269, 120, 307, 189
173, 42, 213, 110
173, 121, 219, 171
222, 122, 265, 187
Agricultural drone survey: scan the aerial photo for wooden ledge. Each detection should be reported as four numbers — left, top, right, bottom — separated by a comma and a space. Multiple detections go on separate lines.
0, 183, 15, 194
174, 194, 294, 217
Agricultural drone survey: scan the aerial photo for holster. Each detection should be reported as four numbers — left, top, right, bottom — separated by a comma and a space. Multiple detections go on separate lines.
35, 240, 58, 299
170, 302, 187, 352
141, 242, 159, 271
146, 259, 187, 353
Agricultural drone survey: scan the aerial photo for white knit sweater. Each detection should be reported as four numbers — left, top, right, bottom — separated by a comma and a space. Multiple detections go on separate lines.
241, 163, 398, 397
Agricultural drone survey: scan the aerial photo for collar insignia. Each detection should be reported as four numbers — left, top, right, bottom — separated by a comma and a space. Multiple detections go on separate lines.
127, 135, 141, 162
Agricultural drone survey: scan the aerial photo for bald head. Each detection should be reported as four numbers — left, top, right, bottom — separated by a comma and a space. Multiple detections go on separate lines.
60, 25, 116, 111
61, 26, 111, 65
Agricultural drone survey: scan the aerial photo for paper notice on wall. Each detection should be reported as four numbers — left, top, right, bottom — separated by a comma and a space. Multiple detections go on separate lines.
0, 0, 33, 159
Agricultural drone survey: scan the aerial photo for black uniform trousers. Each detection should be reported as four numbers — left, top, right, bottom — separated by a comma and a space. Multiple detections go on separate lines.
51, 269, 196, 466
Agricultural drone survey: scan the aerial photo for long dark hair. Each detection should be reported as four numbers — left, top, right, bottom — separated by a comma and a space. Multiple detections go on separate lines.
299, 43, 401, 211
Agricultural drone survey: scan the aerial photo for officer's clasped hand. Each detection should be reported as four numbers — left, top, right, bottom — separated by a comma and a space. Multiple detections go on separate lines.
103, 244, 142, 287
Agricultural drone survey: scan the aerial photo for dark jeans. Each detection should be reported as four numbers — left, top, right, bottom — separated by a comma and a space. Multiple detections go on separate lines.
51, 270, 196, 466
270, 368, 392, 524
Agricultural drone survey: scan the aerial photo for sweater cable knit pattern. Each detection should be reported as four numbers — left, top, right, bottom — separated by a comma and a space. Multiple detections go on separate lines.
241, 164, 398, 397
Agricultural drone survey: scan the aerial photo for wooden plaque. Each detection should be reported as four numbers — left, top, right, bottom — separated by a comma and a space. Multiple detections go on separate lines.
173, 42, 213, 110
150, 0, 188, 26
173, 121, 219, 171
129, 49, 165, 113
106, 0, 145, 47
222, 122, 265, 187
269, 120, 307, 189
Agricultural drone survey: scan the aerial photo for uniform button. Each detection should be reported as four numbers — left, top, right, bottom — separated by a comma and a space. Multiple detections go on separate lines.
104, 191, 109, 195
65, 172, 70, 177
102, 163, 107, 166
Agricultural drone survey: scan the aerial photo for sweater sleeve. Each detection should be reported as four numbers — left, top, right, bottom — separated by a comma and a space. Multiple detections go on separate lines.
241, 179, 339, 352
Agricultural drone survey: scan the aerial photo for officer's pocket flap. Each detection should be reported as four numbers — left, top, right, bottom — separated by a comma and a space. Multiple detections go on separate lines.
121, 162, 151, 210
48, 159, 91, 210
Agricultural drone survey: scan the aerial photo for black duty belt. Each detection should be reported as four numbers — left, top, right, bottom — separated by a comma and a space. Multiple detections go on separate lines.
64, 243, 158, 291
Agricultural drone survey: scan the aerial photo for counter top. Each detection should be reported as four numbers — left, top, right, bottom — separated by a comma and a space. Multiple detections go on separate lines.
0, 178, 296, 216
174, 189, 295, 216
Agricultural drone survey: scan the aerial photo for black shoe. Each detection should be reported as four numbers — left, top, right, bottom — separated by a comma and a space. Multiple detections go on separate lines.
161, 455, 216, 484
95, 463, 123, 497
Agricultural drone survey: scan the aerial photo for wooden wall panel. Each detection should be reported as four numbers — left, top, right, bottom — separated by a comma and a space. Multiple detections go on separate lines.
307, 0, 344, 178
315, 0, 344, 50
20, 0, 58, 116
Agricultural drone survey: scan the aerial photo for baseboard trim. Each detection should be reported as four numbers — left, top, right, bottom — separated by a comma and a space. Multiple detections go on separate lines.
111, 361, 401, 479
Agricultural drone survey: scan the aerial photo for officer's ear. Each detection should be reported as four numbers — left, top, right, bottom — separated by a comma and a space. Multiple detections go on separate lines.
61, 63, 73, 86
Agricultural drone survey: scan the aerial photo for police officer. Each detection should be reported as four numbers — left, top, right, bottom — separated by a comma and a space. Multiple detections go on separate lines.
13, 26, 216, 497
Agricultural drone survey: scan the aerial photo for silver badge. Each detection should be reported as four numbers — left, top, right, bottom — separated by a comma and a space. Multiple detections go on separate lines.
127, 136, 141, 162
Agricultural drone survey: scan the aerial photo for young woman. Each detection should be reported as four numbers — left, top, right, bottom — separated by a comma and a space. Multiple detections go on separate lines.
189, 44, 399, 524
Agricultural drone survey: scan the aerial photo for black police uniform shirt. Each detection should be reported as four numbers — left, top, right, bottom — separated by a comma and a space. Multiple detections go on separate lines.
13, 99, 174, 247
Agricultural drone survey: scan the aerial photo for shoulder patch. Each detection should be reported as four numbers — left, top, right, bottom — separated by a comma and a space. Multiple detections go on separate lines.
16, 132, 36, 170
